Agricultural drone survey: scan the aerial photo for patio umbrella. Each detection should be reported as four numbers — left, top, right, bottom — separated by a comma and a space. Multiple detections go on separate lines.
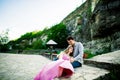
46, 40, 57, 45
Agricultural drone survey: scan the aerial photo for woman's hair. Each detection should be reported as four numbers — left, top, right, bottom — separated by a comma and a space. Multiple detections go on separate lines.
64, 45, 72, 54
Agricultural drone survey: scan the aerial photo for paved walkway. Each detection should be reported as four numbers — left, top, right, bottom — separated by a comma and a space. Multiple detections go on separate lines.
0, 53, 109, 80
86, 50, 120, 65
84, 50, 120, 70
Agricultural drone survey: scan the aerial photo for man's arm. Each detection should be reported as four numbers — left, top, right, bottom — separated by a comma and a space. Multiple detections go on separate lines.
74, 42, 84, 61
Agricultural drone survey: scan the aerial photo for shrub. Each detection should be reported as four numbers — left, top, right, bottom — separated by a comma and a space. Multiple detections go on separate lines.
84, 49, 96, 59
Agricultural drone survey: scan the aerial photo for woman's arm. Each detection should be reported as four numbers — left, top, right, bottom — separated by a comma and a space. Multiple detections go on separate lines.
57, 51, 64, 59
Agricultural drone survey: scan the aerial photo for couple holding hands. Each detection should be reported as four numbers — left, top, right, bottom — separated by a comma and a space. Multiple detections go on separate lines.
34, 36, 84, 80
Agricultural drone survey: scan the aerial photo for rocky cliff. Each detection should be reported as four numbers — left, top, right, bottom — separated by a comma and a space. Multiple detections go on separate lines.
61, 0, 120, 54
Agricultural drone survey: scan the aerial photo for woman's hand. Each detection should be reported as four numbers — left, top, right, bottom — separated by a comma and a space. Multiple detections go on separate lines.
70, 57, 74, 62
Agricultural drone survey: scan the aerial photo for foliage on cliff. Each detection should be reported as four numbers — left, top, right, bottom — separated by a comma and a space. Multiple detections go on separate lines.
6, 23, 68, 51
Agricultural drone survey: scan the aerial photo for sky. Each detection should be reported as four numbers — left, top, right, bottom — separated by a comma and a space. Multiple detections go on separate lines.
0, 0, 86, 40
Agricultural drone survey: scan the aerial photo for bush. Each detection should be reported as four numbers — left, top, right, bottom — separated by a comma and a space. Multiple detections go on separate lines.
84, 49, 96, 59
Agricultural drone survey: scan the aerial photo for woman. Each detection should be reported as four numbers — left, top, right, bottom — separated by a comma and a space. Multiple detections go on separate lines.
34, 45, 74, 80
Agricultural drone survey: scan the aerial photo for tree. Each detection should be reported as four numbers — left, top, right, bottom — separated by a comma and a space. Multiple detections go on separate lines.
0, 29, 9, 52
47, 23, 68, 48
0, 29, 9, 45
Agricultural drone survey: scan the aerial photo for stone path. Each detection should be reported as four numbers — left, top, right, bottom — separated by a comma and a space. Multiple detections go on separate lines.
55, 65, 109, 80
0, 53, 109, 80
86, 50, 120, 65
0, 53, 51, 80
84, 50, 120, 70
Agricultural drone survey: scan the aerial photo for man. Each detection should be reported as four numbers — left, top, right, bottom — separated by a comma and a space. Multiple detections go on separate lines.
67, 36, 84, 68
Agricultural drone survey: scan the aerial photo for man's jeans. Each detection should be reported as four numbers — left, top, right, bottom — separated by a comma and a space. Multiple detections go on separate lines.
71, 61, 82, 68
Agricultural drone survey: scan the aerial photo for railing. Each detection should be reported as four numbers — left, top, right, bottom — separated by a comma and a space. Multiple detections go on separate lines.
6, 49, 64, 60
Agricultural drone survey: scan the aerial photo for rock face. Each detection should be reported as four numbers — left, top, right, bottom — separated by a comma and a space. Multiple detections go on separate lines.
62, 0, 120, 54
89, 0, 120, 53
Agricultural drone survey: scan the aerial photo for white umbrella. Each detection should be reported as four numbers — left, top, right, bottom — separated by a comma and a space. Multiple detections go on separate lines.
46, 40, 57, 45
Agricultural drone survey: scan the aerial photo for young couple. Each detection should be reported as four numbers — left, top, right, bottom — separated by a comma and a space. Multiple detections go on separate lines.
34, 36, 84, 80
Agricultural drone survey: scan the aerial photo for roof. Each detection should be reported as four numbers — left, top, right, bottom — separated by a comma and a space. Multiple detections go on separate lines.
46, 40, 57, 45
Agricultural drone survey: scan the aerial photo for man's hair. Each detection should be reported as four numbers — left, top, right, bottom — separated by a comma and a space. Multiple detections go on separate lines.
67, 36, 74, 40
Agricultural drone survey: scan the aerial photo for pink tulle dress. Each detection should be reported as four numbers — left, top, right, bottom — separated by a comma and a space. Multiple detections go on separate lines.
34, 53, 74, 80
